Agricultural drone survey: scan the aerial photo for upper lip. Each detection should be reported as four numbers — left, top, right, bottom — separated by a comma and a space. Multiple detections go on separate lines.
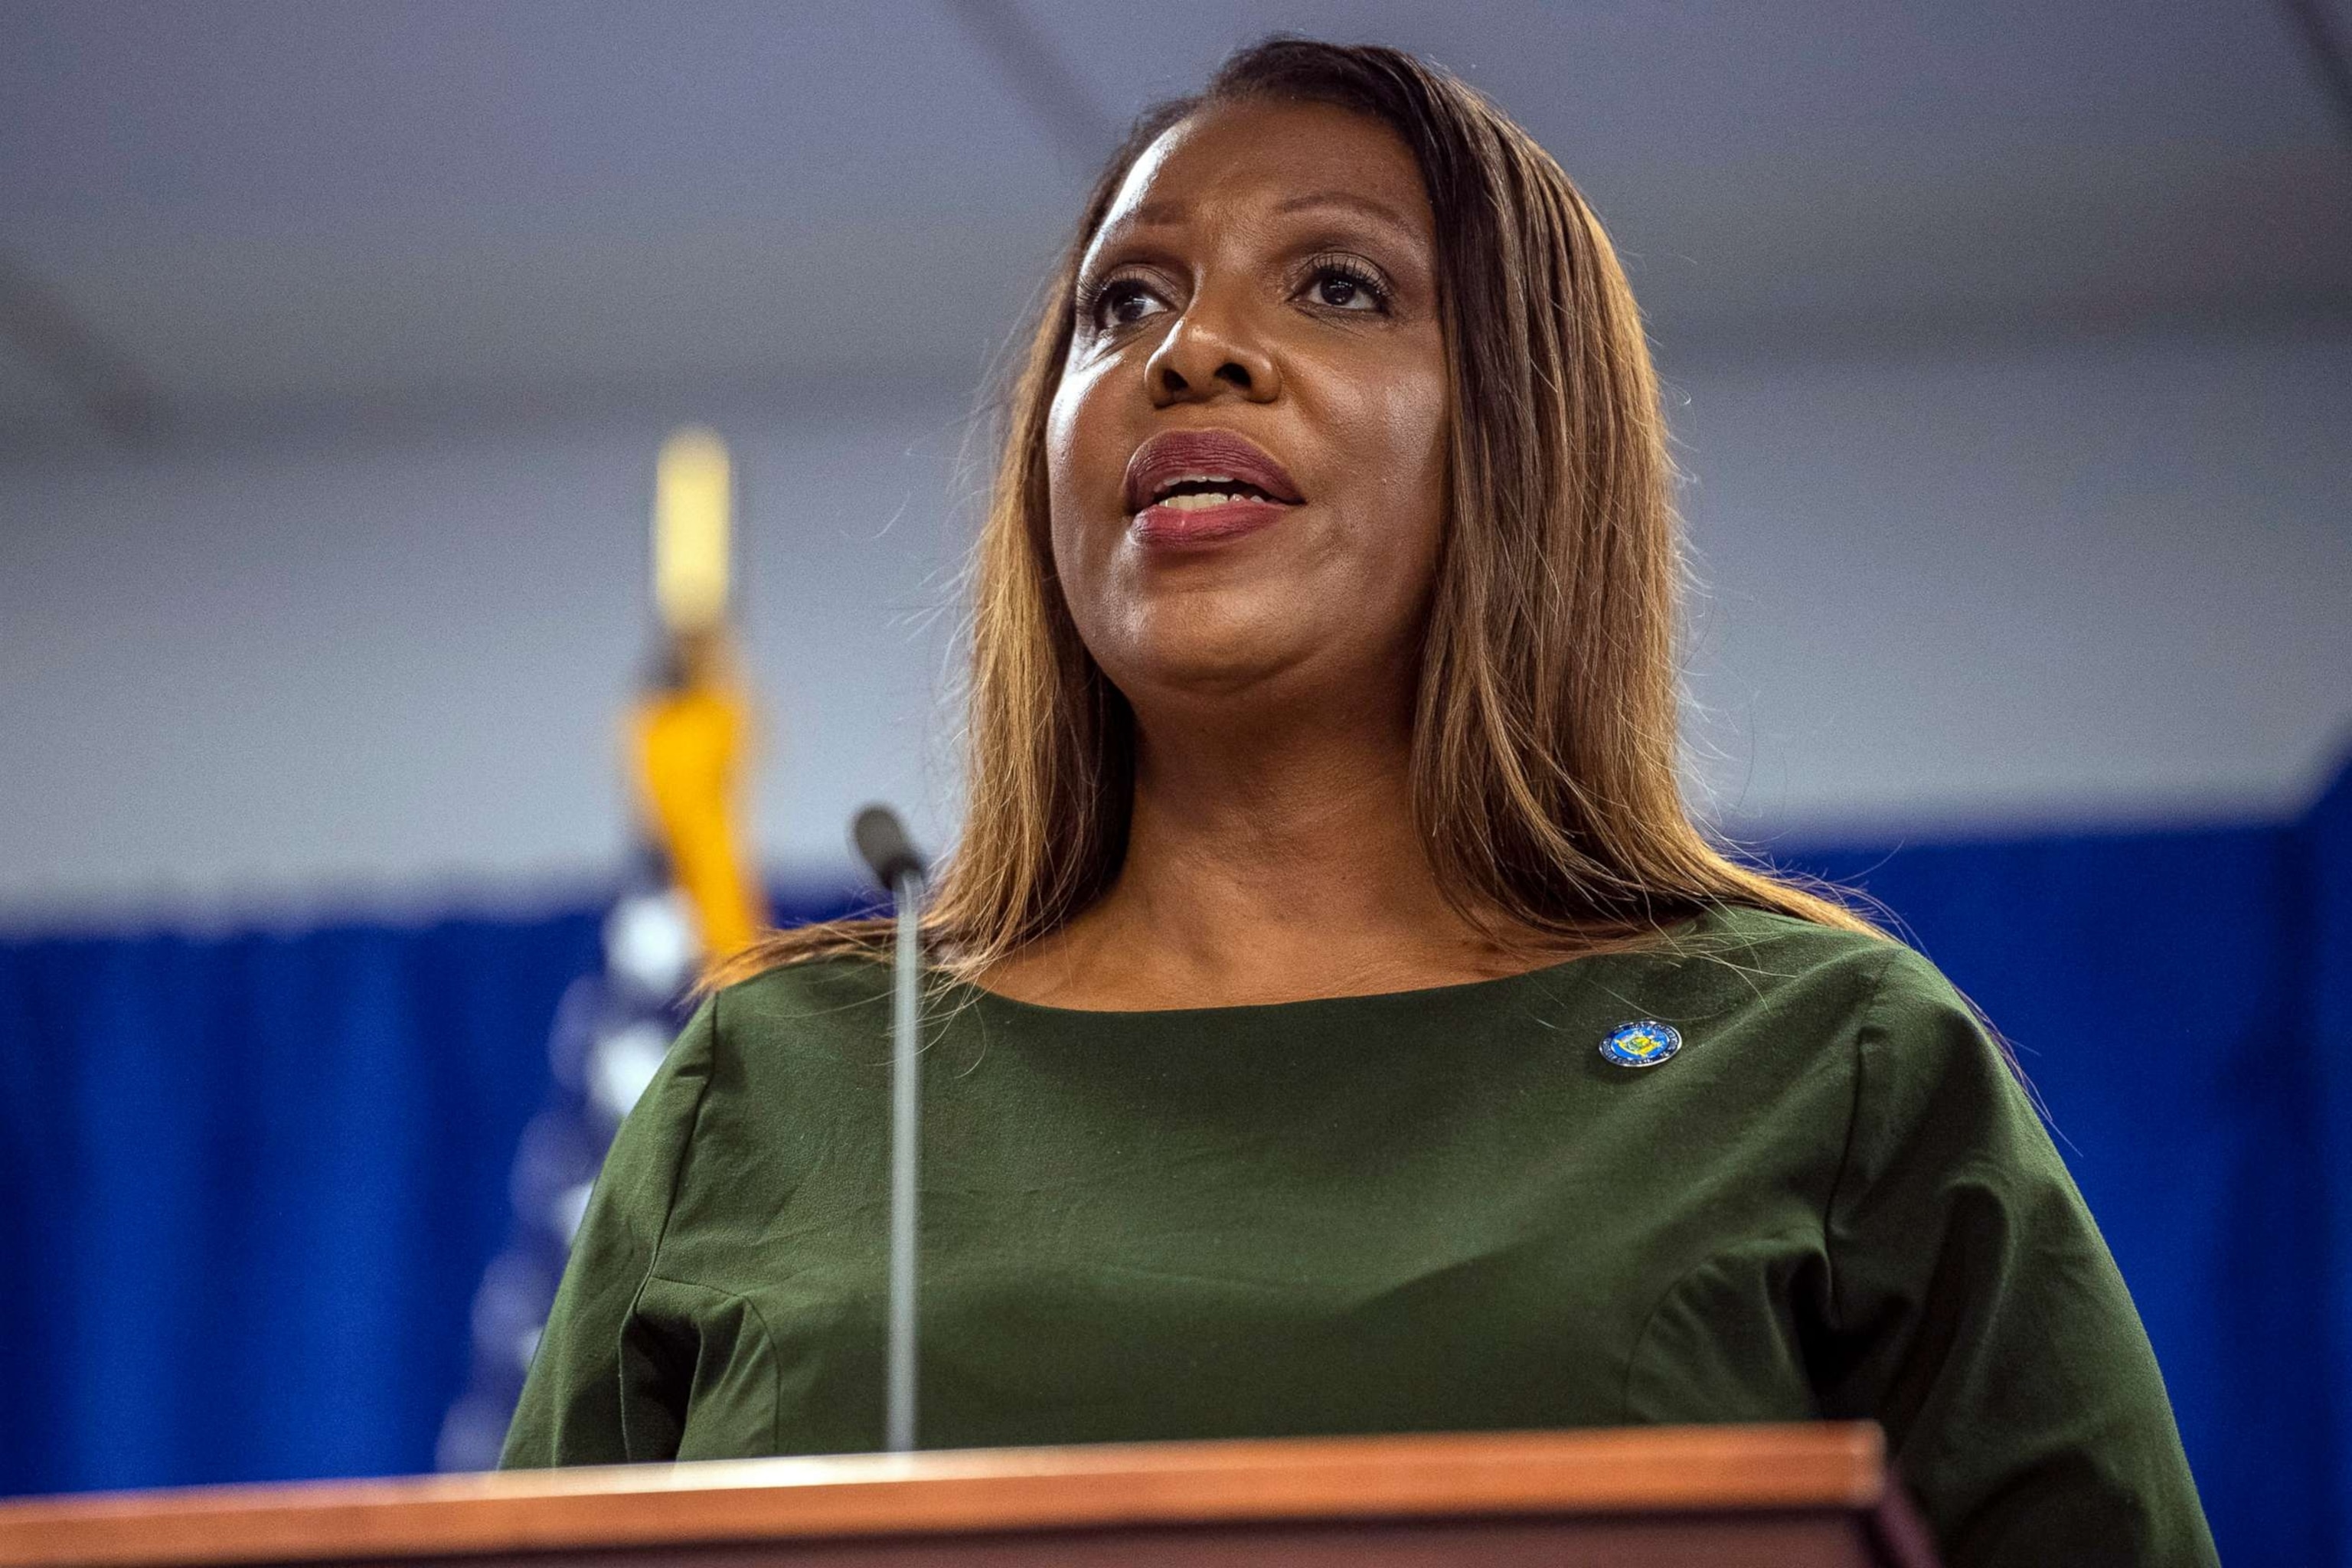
1122, 429, 1305, 514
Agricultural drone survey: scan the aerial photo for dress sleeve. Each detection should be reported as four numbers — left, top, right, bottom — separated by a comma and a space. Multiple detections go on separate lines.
1821, 946, 2218, 1567
498, 998, 717, 1468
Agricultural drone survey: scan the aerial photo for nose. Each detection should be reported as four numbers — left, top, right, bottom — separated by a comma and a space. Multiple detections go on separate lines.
1144, 294, 1280, 407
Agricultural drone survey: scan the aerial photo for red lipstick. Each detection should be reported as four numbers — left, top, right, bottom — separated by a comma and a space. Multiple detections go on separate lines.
1122, 430, 1304, 547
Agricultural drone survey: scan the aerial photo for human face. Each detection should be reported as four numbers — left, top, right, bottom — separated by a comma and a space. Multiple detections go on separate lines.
1046, 98, 1449, 724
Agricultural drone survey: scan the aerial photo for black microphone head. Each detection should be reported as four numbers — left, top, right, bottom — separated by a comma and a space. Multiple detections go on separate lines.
851, 804, 925, 891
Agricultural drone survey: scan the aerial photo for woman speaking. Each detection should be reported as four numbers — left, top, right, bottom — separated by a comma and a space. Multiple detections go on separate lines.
502, 38, 2216, 1567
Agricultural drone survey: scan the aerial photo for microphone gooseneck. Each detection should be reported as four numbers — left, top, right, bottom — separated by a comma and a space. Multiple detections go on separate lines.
852, 804, 926, 1454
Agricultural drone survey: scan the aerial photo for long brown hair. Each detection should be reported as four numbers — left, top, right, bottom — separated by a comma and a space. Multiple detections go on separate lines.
714, 37, 1877, 986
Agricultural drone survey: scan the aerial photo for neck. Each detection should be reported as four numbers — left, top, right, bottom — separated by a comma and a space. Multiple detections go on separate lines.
984, 686, 1556, 1009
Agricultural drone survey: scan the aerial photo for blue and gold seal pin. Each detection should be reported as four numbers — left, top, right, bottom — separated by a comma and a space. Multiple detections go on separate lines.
1599, 1019, 1682, 1068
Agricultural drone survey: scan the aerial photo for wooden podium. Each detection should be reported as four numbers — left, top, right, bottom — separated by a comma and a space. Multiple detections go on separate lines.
0, 1425, 1937, 1568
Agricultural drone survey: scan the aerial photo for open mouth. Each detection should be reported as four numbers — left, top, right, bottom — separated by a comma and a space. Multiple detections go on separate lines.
1145, 473, 1288, 512
1122, 430, 1305, 537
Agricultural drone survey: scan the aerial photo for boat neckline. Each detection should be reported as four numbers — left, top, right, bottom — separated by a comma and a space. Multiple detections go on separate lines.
942, 910, 1721, 1022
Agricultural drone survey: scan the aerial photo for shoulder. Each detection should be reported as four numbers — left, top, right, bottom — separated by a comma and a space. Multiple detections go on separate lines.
1626, 906, 2017, 1116
1674, 903, 1894, 978
709, 953, 895, 1035
685, 955, 902, 1110
1678, 910, 2054, 1187
1634, 904, 1906, 1053
608, 958, 895, 1148
589, 958, 905, 1223
1666, 904, 1981, 1040
1668, 911, 2068, 1246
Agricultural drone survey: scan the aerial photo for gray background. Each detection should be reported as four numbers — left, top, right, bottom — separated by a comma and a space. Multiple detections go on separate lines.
3, 1, 2347, 923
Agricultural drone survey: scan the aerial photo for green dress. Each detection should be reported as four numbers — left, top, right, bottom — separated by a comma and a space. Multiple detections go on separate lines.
501, 906, 2216, 1567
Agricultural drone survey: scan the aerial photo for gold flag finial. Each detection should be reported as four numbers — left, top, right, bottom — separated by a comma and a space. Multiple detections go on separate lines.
654, 426, 732, 635
634, 425, 769, 963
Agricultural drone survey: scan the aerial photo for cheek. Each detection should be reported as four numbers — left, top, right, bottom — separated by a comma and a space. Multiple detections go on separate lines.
1043, 375, 1083, 535
1322, 346, 1450, 606
1377, 357, 1451, 527
1044, 358, 1119, 566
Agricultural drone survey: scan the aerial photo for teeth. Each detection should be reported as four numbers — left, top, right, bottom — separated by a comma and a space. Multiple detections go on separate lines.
1154, 471, 1238, 501
1161, 491, 1254, 511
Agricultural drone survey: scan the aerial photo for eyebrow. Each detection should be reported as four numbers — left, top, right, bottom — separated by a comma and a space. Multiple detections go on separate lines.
1109, 188, 1421, 237
1272, 190, 1419, 229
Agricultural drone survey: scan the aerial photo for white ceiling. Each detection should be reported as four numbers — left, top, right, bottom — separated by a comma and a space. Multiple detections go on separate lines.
4, 0, 2347, 457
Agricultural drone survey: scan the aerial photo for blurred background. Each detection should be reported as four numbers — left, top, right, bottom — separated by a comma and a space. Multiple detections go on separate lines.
2, 1, 2348, 1562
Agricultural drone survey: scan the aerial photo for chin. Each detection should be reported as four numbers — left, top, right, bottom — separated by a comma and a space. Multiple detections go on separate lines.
1102, 608, 1312, 705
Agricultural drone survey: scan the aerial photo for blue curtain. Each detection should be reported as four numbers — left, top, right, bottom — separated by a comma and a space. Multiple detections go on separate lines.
0, 910, 600, 1495
2, 766, 2347, 1566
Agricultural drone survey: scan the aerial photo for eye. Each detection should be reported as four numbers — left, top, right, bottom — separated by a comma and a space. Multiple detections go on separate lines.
1084, 274, 1171, 332
1299, 257, 1391, 314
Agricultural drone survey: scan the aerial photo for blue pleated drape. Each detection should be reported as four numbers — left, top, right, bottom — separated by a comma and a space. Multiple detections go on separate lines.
2, 762, 2347, 1566
0, 910, 602, 1496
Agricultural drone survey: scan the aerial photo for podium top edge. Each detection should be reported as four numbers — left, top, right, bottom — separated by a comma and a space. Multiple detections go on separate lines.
0, 1423, 1888, 1568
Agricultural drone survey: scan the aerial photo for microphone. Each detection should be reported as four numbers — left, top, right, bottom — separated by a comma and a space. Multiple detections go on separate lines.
853, 805, 925, 894
851, 804, 926, 1453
